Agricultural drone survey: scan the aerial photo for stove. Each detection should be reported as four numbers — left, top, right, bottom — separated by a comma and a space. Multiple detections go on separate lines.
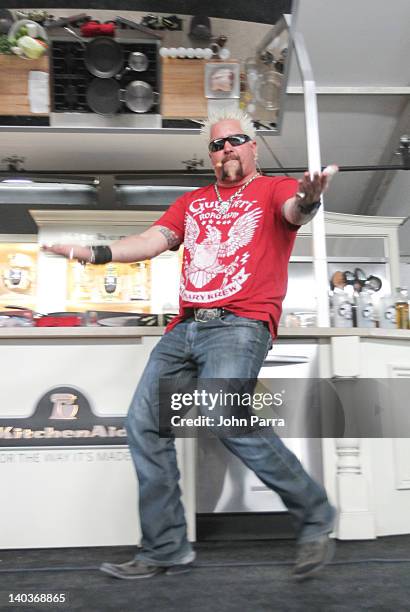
49, 30, 161, 127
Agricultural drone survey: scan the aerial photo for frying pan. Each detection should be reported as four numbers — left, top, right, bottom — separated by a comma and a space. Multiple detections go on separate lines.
86, 78, 158, 115
64, 27, 123, 78
364, 275, 382, 292
86, 79, 121, 115
85, 37, 123, 78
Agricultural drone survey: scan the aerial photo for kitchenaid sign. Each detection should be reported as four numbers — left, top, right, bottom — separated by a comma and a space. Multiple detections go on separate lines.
0, 386, 127, 448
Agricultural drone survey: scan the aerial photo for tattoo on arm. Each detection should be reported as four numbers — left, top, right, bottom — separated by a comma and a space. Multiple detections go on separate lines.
156, 225, 181, 249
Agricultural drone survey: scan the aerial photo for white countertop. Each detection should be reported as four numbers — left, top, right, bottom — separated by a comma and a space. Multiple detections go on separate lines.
0, 326, 409, 340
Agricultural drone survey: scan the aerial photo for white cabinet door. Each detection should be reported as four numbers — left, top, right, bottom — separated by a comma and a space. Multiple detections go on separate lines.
360, 341, 410, 536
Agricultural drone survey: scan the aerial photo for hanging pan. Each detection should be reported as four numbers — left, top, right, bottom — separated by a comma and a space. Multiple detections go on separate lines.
86, 78, 121, 114
64, 27, 123, 78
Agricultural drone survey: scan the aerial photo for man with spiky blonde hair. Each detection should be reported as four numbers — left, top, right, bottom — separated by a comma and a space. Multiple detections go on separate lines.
44, 108, 336, 582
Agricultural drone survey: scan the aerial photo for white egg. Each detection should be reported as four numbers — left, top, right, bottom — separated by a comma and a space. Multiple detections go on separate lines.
177, 47, 186, 58
186, 47, 195, 58
168, 47, 178, 58
159, 47, 169, 57
203, 48, 213, 60
219, 47, 231, 60
194, 47, 204, 58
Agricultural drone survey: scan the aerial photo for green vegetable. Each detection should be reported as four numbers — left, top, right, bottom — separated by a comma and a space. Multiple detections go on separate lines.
16, 26, 28, 38
17, 35, 46, 59
0, 34, 14, 54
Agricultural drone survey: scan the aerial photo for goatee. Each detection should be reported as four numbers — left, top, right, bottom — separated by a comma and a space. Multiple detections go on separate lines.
222, 159, 244, 182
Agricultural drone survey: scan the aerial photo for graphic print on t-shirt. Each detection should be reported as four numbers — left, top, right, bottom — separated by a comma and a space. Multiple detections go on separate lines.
180, 195, 263, 302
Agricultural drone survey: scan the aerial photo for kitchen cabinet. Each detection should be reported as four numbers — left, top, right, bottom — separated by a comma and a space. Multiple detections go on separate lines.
0, 327, 194, 549
0, 237, 38, 310
30, 209, 181, 315
283, 212, 405, 325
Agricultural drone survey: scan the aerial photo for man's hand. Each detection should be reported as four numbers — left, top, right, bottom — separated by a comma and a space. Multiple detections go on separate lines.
41, 244, 91, 263
283, 165, 338, 225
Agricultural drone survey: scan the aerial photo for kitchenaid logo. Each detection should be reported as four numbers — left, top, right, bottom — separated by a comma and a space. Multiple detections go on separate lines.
49, 393, 79, 420
0, 386, 127, 448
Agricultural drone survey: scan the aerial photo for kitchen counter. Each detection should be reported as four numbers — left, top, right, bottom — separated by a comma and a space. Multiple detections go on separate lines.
0, 326, 409, 339
2, 321, 410, 547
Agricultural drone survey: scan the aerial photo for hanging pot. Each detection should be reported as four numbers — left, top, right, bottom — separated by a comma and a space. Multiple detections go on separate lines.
64, 27, 123, 78
123, 80, 158, 113
127, 51, 149, 72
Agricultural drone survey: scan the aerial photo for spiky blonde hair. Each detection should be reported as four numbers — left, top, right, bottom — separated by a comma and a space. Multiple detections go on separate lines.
200, 107, 256, 142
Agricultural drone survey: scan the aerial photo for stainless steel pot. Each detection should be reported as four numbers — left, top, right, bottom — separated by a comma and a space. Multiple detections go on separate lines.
128, 52, 149, 72
123, 81, 158, 113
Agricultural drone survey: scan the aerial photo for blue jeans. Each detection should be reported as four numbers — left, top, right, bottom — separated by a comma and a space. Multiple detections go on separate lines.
125, 313, 335, 566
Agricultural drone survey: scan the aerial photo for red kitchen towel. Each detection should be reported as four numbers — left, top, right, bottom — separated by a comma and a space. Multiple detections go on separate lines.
35, 315, 83, 327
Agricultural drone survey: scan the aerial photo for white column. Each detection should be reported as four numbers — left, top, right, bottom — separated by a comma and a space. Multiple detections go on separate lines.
335, 438, 376, 539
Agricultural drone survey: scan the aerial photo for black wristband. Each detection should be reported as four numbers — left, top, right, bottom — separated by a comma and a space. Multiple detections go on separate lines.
91, 245, 113, 265
297, 200, 321, 215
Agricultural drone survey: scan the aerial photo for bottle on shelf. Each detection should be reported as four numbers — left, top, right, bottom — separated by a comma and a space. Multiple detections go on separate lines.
378, 295, 396, 329
395, 287, 409, 329
355, 289, 375, 328
331, 291, 354, 328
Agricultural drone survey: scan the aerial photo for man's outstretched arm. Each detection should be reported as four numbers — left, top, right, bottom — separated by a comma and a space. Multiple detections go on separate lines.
41, 225, 181, 263
282, 166, 338, 226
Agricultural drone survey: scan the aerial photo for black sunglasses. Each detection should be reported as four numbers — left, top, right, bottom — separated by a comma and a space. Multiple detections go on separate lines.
208, 133, 252, 153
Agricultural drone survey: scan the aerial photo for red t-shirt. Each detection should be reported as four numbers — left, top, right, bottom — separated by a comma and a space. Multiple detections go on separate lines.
153, 175, 299, 338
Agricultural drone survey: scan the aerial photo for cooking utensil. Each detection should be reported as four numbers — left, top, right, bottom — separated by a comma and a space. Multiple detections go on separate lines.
124, 80, 157, 113
354, 268, 366, 282
127, 51, 148, 72
330, 271, 346, 290
84, 36, 123, 78
8, 18, 48, 43
364, 275, 382, 292
344, 270, 355, 285
97, 314, 159, 326
8, 19, 49, 60
44, 13, 88, 29
86, 78, 158, 115
114, 15, 163, 39
64, 27, 123, 78
86, 78, 121, 114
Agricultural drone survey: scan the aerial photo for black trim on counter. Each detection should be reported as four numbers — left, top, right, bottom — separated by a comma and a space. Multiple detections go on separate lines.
196, 512, 296, 541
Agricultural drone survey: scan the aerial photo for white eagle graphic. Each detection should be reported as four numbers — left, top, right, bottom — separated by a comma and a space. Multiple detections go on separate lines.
184, 208, 262, 288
